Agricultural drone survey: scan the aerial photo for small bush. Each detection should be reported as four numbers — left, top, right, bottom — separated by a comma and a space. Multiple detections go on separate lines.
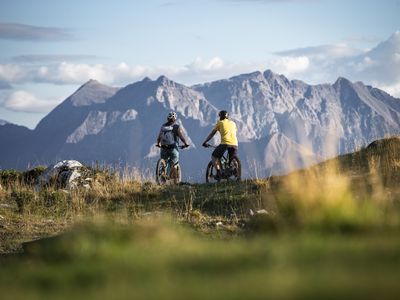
22, 166, 47, 185
0, 169, 21, 187
41, 190, 69, 207
11, 189, 36, 212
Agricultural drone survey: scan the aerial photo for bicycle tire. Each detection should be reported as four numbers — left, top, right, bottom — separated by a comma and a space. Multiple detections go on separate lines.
156, 158, 168, 184
229, 156, 241, 181
206, 161, 220, 183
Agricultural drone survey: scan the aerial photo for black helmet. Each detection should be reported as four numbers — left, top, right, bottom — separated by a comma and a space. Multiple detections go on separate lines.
167, 111, 177, 121
218, 110, 228, 120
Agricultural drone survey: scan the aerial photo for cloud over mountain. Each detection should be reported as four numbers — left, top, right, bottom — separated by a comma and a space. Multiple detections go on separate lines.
3, 90, 60, 113
275, 31, 400, 97
0, 32, 399, 98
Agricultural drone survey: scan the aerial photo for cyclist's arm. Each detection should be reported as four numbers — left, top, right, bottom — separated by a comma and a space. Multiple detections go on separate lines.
203, 128, 218, 145
156, 130, 162, 146
177, 127, 189, 146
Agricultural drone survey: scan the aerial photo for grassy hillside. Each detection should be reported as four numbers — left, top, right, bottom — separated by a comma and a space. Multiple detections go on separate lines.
0, 136, 400, 299
2, 219, 400, 300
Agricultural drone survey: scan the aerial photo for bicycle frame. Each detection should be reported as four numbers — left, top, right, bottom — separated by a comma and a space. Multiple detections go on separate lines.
163, 158, 173, 178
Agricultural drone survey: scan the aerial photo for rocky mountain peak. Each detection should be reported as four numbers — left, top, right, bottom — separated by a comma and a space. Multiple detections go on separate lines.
141, 76, 152, 83
263, 69, 292, 88
156, 75, 174, 86
263, 69, 282, 81
229, 71, 264, 82
83, 78, 101, 86
1, 69, 399, 180
333, 76, 354, 90
69, 79, 120, 107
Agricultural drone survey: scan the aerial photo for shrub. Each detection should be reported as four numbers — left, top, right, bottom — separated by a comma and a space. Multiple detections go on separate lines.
22, 166, 47, 185
0, 169, 21, 187
11, 189, 36, 213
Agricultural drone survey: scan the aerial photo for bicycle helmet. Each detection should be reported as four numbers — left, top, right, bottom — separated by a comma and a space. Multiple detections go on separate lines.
167, 111, 177, 121
218, 110, 228, 120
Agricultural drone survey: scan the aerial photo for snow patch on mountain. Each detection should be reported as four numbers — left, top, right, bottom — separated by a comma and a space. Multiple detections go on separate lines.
66, 111, 107, 143
154, 79, 218, 126
121, 109, 138, 121
66, 108, 139, 144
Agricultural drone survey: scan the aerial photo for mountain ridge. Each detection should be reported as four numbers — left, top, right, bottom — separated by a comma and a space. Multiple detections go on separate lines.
1, 70, 399, 180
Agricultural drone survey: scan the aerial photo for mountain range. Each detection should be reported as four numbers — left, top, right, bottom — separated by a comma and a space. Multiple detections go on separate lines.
1, 70, 399, 181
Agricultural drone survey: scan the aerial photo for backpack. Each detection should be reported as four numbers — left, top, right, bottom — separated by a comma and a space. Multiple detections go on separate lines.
160, 124, 179, 146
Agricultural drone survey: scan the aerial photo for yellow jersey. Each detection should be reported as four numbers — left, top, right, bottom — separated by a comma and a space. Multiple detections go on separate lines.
214, 119, 238, 146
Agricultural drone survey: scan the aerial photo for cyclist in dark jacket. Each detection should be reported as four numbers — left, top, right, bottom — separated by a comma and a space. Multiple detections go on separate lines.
156, 111, 189, 179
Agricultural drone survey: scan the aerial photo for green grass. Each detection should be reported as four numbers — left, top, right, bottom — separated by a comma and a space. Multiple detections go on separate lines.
0, 136, 400, 299
1, 219, 400, 300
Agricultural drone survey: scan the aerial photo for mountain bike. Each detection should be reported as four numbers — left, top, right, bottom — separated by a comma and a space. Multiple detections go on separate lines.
204, 145, 241, 183
155, 145, 188, 185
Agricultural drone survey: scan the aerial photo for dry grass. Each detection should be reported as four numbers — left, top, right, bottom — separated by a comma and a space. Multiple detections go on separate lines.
1, 137, 400, 253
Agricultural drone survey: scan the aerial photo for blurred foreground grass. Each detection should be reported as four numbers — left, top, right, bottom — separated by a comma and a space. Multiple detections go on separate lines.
0, 137, 400, 299
1, 218, 400, 300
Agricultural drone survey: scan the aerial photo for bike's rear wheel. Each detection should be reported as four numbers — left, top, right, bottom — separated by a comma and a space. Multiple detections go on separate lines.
228, 156, 241, 182
206, 161, 220, 183
205, 157, 241, 183
156, 158, 168, 184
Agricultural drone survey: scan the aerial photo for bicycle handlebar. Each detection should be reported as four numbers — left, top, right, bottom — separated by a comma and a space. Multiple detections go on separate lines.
202, 143, 217, 148
156, 144, 189, 149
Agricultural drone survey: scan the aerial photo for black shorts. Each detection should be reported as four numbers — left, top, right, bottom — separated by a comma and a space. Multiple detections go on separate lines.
212, 144, 238, 160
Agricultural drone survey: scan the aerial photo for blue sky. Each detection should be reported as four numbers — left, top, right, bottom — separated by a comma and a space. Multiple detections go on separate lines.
0, 0, 399, 128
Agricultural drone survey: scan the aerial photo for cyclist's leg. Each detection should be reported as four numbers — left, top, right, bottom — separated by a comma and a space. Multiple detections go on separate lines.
160, 148, 169, 160
169, 147, 180, 179
227, 146, 238, 162
212, 145, 227, 177
158, 148, 169, 180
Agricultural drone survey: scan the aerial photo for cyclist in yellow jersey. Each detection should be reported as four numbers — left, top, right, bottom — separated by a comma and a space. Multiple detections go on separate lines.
202, 110, 238, 179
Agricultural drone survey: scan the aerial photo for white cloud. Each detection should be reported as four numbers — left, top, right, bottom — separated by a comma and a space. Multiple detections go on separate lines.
377, 82, 400, 98
274, 31, 400, 97
54, 62, 112, 84
4, 90, 60, 113
0, 57, 248, 86
0, 64, 27, 83
1, 31, 400, 98
268, 56, 310, 76
186, 57, 225, 72
0, 54, 308, 88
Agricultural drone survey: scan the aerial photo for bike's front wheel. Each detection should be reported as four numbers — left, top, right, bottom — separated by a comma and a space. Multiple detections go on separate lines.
156, 158, 168, 184
205, 161, 220, 183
